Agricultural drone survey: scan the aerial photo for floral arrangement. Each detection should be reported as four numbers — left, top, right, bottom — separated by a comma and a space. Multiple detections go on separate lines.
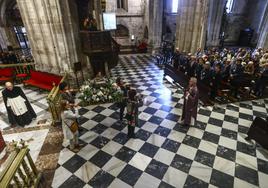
79, 77, 123, 105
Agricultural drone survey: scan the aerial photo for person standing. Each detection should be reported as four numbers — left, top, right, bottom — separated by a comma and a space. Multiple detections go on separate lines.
181, 78, 199, 126
125, 89, 143, 138
61, 100, 80, 152
210, 64, 222, 100
2, 82, 36, 127
116, 77, 129, 123
59, 82, 77, 107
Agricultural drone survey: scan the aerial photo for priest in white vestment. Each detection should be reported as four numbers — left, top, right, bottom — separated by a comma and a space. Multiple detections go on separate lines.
2, 82, 36, 127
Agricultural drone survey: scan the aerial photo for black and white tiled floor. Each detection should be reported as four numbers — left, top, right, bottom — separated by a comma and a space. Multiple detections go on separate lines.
52, 54, 268, 188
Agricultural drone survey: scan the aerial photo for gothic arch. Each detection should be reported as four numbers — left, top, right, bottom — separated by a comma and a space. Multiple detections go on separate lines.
144, 26, 148, 39
115, 24, 129, 37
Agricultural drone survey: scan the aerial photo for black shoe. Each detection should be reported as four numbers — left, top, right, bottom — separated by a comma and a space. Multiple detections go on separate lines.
245, 136, 251, 141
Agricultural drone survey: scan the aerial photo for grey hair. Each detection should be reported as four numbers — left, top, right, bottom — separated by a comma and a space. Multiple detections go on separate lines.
190, 77, 197, 84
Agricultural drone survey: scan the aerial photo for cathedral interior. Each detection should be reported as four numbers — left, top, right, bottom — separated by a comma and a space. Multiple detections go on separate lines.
0, 0, 268, 187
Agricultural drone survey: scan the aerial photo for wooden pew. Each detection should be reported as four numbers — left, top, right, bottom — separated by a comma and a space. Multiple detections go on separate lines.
163, 63, 211, 106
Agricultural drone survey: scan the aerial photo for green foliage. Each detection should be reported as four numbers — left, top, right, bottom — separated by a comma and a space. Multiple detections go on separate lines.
79, 77, 123, 105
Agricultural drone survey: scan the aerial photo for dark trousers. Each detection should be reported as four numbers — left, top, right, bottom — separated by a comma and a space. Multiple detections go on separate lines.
119, 106, 125, 121
128, 125, 135, 138
210, 84, 219, 100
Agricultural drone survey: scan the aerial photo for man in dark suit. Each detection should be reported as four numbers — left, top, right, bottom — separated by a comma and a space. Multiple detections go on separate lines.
229, 58, 244, 98
200, 61, 212, 85
186, 56, 197, 77
210, 64, 222, 100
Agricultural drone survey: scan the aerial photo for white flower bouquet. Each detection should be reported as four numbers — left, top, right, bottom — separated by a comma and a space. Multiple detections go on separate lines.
79, 77, 123, 105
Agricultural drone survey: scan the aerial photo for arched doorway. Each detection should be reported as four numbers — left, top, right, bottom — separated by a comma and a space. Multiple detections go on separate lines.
0, 0, 29, 49
115, 24, 129, 37
144, 26, 148, 39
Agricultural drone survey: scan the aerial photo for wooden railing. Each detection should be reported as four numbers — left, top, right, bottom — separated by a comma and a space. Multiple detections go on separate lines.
47, 74, 67, 126
0, 63, 35, 75
0, 140, 41, 188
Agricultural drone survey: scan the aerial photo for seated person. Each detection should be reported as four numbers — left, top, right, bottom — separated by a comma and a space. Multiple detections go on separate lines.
244, 61, 255, 76
200, 61, 212, 85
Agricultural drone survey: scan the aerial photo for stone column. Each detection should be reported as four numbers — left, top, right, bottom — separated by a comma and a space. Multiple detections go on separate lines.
175, 0, 209, 53
257, 1, 268, 49
0, 27, 8, 50
206, 0, 227, 47
94, 0, 102, 30
16, 0, 90, 76
148, 0, 163, 51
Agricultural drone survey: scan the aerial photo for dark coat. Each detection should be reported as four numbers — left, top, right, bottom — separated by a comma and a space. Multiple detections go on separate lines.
186, 61, 197, 77
61, 91, 76, 104
181, 86, 199, 125
2, 86, 36, 126
200, 68, 212, 85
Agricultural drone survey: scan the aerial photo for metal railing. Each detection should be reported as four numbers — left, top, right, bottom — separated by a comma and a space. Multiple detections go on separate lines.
47, 74, 67, 126
0, 63, 35, 75
0, 140, 41, 188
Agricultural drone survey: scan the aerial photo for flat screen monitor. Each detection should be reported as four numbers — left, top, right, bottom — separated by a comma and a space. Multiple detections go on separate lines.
103, 13, 116, 30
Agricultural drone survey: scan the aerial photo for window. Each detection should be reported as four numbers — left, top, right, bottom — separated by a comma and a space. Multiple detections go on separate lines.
117, 0, 128, 11
13, 26, 29, 48
172, 0, 179, 13
226, 0, 233, 13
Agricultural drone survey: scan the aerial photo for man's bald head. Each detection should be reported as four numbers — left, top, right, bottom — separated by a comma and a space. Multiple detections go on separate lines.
5, 82, 13, 91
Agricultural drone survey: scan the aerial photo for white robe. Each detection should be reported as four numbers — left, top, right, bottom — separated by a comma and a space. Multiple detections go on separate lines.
61, 109, 79, 140
6, 96, 27, 116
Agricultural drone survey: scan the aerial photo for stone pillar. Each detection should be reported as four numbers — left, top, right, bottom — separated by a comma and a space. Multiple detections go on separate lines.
206, 0, 227, 47
257, 1, 268, 49
16, 0, 90, 76
0, 27, 8, 50
148, 0, 163, 51
175, 0, 209, 53
94, 0, 102, 30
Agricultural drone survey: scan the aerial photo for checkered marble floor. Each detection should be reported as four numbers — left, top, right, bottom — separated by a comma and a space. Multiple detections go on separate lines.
52, 54, 268, 188
0, 85, 50, 130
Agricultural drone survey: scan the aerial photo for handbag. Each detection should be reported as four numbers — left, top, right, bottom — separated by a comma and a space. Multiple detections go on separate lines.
68, 120, 79, 133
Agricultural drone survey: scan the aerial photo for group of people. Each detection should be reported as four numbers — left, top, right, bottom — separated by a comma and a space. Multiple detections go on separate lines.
171, 47, 268, 98
0, 51, 33, 64
59, 79, 143, 152
0, 51, 18, 64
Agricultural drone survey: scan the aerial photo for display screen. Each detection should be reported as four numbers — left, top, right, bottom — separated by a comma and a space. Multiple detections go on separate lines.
103, 13, 117, 30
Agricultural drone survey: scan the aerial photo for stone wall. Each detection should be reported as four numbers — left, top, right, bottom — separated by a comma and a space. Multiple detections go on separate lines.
163, 0, 177, 42
224, 0, 248, 45
106, 0, 146, 46
247, 0, 268, 45
224, 0, 267, 47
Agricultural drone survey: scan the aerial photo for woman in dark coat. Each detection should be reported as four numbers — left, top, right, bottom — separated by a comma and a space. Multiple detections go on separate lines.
181, 77, 199, 126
